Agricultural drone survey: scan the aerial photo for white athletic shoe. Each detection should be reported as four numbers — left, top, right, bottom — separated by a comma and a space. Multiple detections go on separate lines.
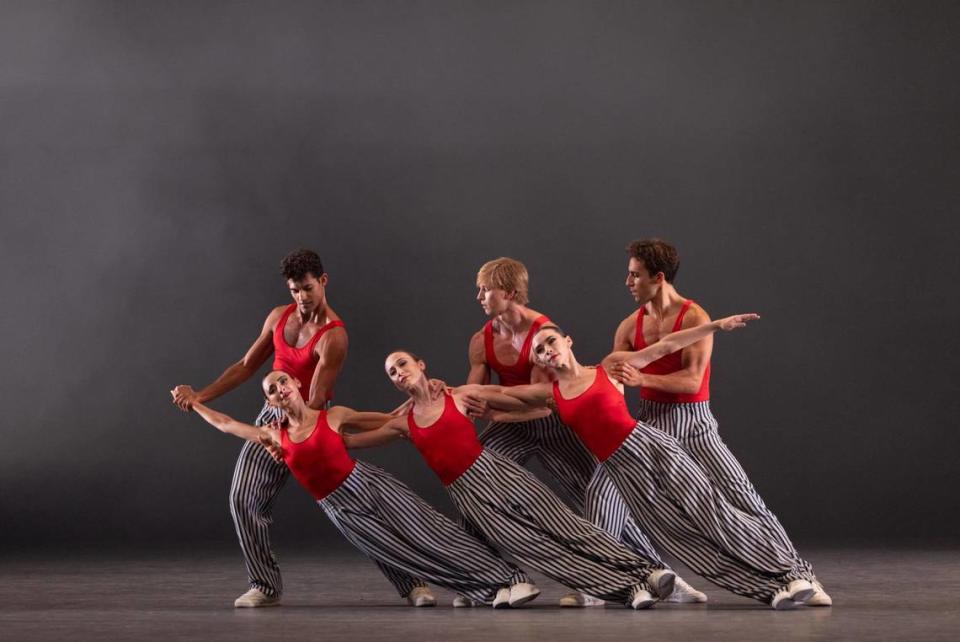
806, 581, 833, 607
788, 579, 815, 603
492, 587, 512, 609
508, 582, 541, 607
558, 592, 605, 607
452, 595, 476, 608
630, 588, 656, 610
661, 576, 708, 603
234, 588, 281, 608
769, 587, 799, 610
406, 586, 437, 607
647, 569, 676, 600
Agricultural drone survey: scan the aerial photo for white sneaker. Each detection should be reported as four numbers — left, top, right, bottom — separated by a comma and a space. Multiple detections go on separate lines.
769, 587, 799, 610
647, 569, 676, 600
630, 588, 656, 610
508, 582, 541, 607
788, 579, 815, 603
492, 587, 512, 609
662, 576, 708, 603
558, 592, 605, 607
234, 588, 280, 608
806, 580, 832, 607
407, 586, 437, 607
453, 595, 476, 608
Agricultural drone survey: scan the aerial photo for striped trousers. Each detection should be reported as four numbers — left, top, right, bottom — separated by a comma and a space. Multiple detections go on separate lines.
603, 423, 801, 603
447, 450, 663, 605
637, 399, 816, 582
230, 403, 424, 598
480, 414, 663, 563
320, 461, 530, 604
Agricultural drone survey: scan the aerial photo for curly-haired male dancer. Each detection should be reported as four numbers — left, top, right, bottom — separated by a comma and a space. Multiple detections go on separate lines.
608, 238, 831, 606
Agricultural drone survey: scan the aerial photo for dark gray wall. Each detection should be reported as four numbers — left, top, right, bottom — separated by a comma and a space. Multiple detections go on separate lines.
2, 1, 958, 551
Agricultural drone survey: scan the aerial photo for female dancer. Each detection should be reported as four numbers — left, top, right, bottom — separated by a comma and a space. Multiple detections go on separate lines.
190, 369, 540, 608
467, 316, 818, 609
341, 352, 679, 610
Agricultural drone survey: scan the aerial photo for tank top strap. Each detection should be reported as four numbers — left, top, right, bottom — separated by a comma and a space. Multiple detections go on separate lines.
274, 304, 298, 342
304, 319, 345, 352
673, 300, 694, 332
517, 314, 550, 365
634, 307, 647, 349
482, 320, 498, 369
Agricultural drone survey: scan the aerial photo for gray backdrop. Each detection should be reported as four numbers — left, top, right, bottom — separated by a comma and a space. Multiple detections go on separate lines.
2, 1, 958, 552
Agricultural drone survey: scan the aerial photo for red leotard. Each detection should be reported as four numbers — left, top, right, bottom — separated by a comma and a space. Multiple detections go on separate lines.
634, 300, 710, 403
280, 412, 356, 500
552, 368, 635, 462
407, 394, 484, 486
272, 304, 346, 402
483, 315, 550, 386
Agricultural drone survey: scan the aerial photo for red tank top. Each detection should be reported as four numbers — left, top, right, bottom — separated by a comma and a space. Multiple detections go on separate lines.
407, 394, 484, 486
553, 368, 634, 462
483, 315, 550, 386
280, 412, 356, 500
272, 304, 346, 403
634, 300, 711, 403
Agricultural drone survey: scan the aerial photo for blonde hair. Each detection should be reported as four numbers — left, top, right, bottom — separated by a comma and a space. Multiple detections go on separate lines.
476, 257, 529, 305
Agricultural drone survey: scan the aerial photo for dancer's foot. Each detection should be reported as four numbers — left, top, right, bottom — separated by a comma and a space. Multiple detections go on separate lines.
558, 592, 605, 607
492, 587, 513, 609
630, 587, 656, 610
508, 582, 540, 607
662, 576, 708, 603
234, 588, 280, 608
452, 594, 476, 607
806, 580, 833, 607
788, 579, 815, 603
647, 569, 676, 600
407, 586, 437, 607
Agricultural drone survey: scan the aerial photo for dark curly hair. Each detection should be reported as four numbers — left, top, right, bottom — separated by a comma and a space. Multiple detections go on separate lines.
280, 249, 324, 282
626, 238, 679, 283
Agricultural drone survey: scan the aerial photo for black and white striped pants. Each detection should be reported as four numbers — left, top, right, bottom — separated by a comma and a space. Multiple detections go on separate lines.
320, 460, 530, 604
603, 422, 801, 603
637, 399, 815, 582
480, 414, 663, 563
447, 449, 663, 605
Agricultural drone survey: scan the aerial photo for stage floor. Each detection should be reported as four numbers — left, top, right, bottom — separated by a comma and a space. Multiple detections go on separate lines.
2, 548, 958, 640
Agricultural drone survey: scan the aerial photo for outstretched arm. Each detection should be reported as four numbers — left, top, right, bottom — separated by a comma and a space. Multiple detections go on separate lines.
192, 402, 278, 447
328, 406, 396, 433
460, 383, 553, 418
603, 313, 759, 371
341, 417, 408, 449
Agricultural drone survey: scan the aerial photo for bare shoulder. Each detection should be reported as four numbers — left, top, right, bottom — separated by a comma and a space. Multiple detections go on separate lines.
468, 331, 486, 362
612, 311, 638, 348
681, 301, 712, 328
264, 305, 290, 329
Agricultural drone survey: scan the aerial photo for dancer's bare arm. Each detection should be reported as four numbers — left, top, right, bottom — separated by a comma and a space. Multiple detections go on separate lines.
466, 331, 491, 385
327, 406, 395, 433
304, 326, 348, 410
192, 401, 279, 447
341, 417, 408, 449
604, 313, 759, 373
171, 307, 284, 410
461, 383, 552, 418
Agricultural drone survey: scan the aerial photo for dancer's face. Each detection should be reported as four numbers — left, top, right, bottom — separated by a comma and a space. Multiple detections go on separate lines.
262, 370, 302, 409
385, 352, 426, 392
476, 281, 511, 316
625, 258, 662, 305
532, 329, 573, 370
288, 272, 328, 316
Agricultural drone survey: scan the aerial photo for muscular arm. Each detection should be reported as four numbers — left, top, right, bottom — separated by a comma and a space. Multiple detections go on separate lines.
305, 326, 348, 410
466, 331, 491, 385
192, 402, 278, 446
611, 313, 636, 352
172, 308, 284, 409
327, 406, 395, 433
341, 417, 408, 449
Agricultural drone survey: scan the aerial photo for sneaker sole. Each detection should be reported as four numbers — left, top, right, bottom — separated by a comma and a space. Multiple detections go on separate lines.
509, 590, 541, 608
654, 573, 676, 600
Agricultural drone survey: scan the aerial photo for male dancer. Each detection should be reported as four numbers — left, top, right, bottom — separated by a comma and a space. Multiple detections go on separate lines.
467, 257, 706, 606
608, 238, 831, 606
171, 249, 435, 608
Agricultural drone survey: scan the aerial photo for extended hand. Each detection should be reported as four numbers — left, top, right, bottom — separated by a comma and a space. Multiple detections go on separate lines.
259, 421, 285, 464
171, 385, 199, 411
611, 362, 644, 387
428, 378, 450, 400
715, 313, 760, 331
462, 394, 492, 420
